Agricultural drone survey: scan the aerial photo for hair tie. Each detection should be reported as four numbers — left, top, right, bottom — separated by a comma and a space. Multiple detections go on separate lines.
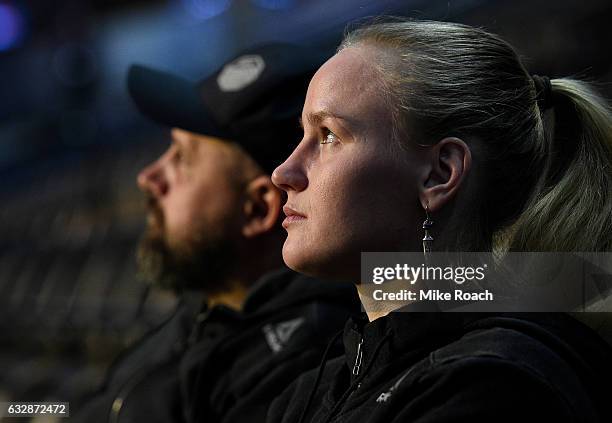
532, 75, 553, 111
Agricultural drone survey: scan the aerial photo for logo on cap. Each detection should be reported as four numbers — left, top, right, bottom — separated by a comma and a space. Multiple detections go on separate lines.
217, 54, 266, 92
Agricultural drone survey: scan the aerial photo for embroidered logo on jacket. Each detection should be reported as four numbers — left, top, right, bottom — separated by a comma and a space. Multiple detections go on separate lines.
376, 366, 415, 404
262, 317, 305, 353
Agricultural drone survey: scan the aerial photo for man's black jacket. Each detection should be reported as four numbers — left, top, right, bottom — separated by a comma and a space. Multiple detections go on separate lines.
72, 268, 359, 423
268, 312, 612, 422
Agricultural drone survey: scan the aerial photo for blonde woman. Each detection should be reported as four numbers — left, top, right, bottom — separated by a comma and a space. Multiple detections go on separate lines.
269, 20, 612, 422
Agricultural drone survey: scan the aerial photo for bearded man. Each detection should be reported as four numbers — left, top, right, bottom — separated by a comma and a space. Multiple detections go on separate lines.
72, 43, 358, 423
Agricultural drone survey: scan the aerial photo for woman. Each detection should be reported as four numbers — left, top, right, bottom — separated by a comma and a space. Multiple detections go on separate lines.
269, 20, 612, 422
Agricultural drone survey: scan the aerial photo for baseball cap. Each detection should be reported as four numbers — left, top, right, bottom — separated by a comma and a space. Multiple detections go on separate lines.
127, 43, 329, 174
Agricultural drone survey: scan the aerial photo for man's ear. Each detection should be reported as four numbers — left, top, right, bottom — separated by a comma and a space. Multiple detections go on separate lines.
419, 137, 472, 212
242, 175, 283, 238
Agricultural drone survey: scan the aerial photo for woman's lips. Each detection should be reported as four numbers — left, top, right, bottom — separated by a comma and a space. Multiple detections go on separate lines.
282, 205, 306, 228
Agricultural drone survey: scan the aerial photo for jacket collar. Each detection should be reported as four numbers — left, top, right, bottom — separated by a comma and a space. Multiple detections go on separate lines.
343, 312, 485, 383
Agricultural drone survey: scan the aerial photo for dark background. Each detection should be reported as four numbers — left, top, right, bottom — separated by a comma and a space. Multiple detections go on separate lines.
0, 0, 610, 418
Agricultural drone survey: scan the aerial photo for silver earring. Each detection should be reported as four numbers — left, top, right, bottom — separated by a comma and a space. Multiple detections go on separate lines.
422, 205, 434, 254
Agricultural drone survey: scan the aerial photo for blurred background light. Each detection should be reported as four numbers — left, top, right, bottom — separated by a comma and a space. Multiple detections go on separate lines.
52, 43, 98, 87
181, 0, 233, 20
0, 2, 25, 52
251, 0, 297, 11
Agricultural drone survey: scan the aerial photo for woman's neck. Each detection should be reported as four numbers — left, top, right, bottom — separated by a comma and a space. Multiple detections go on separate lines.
356, 279, 415, 321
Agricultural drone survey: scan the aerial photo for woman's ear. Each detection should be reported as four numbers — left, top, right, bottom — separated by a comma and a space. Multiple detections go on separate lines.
419, 137, 472, 212
241, 175, 283, 238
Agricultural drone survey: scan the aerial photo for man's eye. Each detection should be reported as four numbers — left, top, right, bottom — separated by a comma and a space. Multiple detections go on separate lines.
320, 129, 338, 144
173, 148, 186, 165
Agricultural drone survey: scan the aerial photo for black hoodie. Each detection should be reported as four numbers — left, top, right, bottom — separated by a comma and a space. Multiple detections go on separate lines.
72, 268, 359, 423
268, 312, 612, 422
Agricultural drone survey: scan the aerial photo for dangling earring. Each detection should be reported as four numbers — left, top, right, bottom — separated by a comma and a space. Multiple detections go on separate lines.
422, 205, 434, 255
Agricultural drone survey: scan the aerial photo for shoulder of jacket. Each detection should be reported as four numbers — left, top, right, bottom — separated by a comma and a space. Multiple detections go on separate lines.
430, 325, 556, 365
413, 326, 592, 416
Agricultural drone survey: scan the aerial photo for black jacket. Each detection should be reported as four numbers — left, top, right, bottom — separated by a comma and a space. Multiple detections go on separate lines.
72, 268, 359, 423
268, 312, 612, 423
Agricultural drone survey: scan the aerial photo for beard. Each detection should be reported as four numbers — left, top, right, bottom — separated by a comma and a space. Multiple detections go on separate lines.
136, 196, 237, 294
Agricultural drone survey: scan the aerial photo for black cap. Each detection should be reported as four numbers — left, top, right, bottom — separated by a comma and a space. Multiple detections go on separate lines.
127, 43, 329, 174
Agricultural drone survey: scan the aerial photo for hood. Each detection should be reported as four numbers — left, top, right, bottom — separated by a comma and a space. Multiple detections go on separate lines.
242, 267, 359, 316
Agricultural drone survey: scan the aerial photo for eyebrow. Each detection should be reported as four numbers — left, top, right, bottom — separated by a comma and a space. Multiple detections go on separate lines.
172, 134, 198, 153
300, 111, 346, 128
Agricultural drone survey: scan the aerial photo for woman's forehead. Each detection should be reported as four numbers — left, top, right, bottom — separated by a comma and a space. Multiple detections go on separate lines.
309, 48, 382, 97
304, 47, 390, 127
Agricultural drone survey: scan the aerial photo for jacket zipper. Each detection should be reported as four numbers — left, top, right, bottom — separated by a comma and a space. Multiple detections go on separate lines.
109, 365, 155, 423
324, 337, 364, 423
352, 337, 364, 376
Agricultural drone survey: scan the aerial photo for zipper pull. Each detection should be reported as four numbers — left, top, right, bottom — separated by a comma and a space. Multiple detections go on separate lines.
352, 337, 364, 376
188, 310, 210, 346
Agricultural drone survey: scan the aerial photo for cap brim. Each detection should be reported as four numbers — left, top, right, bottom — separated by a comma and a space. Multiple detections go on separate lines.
127, 65, 227, 137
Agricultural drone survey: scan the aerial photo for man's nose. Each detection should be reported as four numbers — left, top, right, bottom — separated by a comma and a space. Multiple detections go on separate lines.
137, 159, 168, 198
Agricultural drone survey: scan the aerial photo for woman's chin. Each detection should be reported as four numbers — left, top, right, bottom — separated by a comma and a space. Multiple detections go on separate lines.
281, 241, 312, 275
281, 243, 355, 282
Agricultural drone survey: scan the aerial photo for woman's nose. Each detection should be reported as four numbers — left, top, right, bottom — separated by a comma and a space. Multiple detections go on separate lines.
272, 152, 308, 193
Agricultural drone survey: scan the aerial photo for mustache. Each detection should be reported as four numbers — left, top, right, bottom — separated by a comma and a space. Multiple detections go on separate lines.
144, 194, 164, 229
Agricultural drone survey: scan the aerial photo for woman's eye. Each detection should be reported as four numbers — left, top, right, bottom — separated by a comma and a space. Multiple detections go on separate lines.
320, 130, 338, 145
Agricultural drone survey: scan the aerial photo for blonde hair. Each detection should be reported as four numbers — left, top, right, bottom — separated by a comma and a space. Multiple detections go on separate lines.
341, 19, 612, 252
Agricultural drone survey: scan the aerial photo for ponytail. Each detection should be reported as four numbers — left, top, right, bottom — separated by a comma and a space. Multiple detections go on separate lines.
500, 79, 612, 252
